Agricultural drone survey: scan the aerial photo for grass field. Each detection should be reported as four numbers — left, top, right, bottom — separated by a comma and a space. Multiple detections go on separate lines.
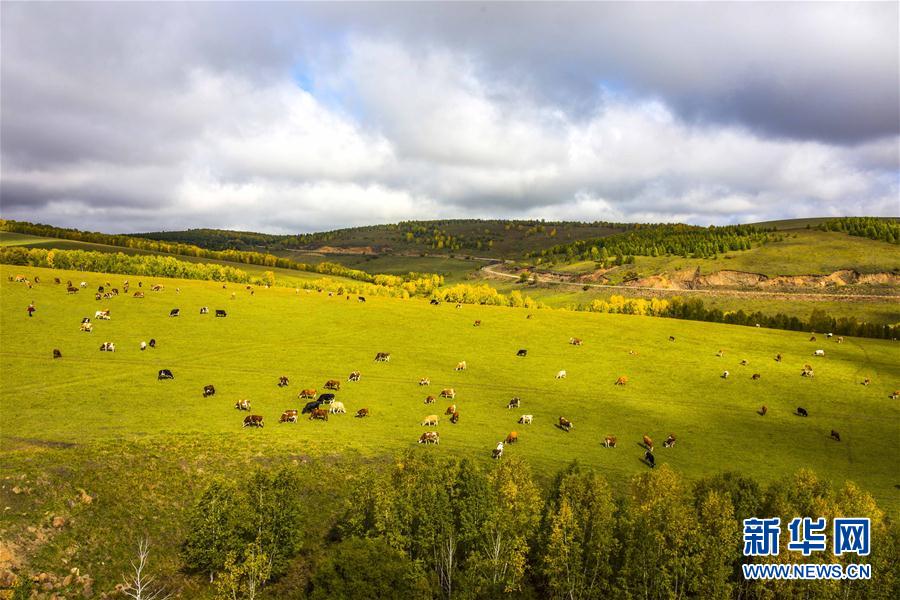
2, 264, 898, 513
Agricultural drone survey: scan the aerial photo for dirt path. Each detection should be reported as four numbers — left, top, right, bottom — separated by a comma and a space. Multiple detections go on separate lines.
480, 263, 900, 302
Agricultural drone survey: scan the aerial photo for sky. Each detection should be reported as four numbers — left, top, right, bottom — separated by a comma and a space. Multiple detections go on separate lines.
1, 1, 898, 234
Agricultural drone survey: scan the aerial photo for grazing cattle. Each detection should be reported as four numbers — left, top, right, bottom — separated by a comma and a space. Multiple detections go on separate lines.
424, 395, 436, 405
280, 410, 299, 423
516, 349, 527, 357
419, 377, 431, 386
440, 388, 456, 399
456, 303, 462, 309
556, 370, 567, 379
830, 430, 841, 442
358, 296, 366, 302
603, 435, 617, 448
356, 408, 369, 418
324, 379, 341, 391
317, 393, 336, 405
95, 293, 103, 301
505, 431, 518, 444
430, 299, 441, 305
559, 417, 573, 432
507, 397, 521, 409
419, 431, 440, 444
826, 332, 833, 338
759, 405, 768, 416
80, 323, 93, 332
151, 285, 163, 292
518, 414, 533, 425
740, 359, 749, 366
215, 310, 227, 318
450, 411, 460, 424
234, 399, 251, 411
492, 442, 504, 459
668, 336, 675, 342
302, 400, 322, 414
200, 307, 209, 314
422, 414, 439, 426
615, 375, 628, 385
95, 310, 110, 320
99, 342, 116, 352
140, 341, 147, 351
628, 349, 639, 356
243, 415, 264, 428
474, 320, 481, 327
203, 384, 216, 398
309, 408, 329, 421
52, 349, 62, 359
169, 308, 180, 317
54, 278, 61, 284
645, 451, 656, 468
569, 337, 583, 346
526, 314, 533, 319
836, 336, 844, 344
642, 435, 654, 451
663, 434, 677, 448
374, 352, 391, 362
775, 353, 783, 362
890, 391, 899, 400
813, 349, 825, 357
796, 407, 809, 417
299, 388, 317, 399
148, 338, 156, 348
157, 369, 174, 380
809, 335, 817, 342
82, 317, 91, 324
278, 376, 289, 387
716, 349, 724, 357
348, 371, 361, 382
455, 361, 467, 371
67, 286, 79, 294
133, 292, 144, 298
445, 404, 457, 415
330, 402, 346, 414
751, 373, 761, 380
98, 286, 105, 293
721, 370, 730, 379
801, 366, 815, 378
80, 281, 88, 288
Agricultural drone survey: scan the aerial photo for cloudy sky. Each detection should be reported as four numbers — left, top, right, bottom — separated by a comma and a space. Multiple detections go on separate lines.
2, 2, 898, 234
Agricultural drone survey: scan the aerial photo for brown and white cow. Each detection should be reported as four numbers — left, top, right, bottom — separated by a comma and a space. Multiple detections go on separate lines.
569, 337, 583, 346
559, 417, 573, 432
751, 373, 761, 380
642, 435, 654, 451
348, 371, 361, 382
280, 410, 299, 423
80, 322, 93, 332
278, 376, 290, 387
603, 435, 617, 448
663, 434, 677, 448
235, 399, 251, 411
830, 430, 841, 442
422, 414, 439, 426
615, 375, 628, 385
440, 388, 456, 399
374, 352, 391, 362
450, 411, 460, 424
445, 404, 457, 415
419, 431, 440, 444
419, 377, 431, 386
309, 408, 329, 421
473, 320, 481, 327
424, 395, 436, 405
455, 361, 467, 371
299, 389, 317, 399
203, 384, 216, 398
324, 379, 341, 391
759, 405, 768, 416
243, 414, 264, 428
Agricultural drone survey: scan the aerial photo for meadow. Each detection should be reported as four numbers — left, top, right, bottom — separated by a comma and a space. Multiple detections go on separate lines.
2, 264, 898, 512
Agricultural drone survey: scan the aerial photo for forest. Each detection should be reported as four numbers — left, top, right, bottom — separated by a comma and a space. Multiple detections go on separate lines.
817, 217, 900, 244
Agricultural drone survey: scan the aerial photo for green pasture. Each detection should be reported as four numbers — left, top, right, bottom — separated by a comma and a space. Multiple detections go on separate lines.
274, 250, 482, 283
2, 264, 899, 514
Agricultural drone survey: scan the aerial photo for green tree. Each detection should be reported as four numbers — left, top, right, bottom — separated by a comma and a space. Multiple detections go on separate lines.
182, 480, 245, 582
215, 543, 271, 600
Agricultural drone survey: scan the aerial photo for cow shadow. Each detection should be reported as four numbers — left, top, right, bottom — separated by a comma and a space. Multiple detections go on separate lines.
554, 424, 571, 432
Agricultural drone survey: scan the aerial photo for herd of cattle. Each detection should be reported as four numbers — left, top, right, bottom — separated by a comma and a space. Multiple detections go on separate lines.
10, 271, 893, 467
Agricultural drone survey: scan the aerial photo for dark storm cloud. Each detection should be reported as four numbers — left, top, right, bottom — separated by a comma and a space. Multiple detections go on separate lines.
1, 2, 897, 234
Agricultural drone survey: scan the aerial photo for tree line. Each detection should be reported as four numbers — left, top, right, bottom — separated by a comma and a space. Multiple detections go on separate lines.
180, 454, 898, 599
816, 218, 900, 244
528, 224, 777, 264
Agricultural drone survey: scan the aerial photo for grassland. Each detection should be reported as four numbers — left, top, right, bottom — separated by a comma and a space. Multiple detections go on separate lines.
2, 263, 898, 508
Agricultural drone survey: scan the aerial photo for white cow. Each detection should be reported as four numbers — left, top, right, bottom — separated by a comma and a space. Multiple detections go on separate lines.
329, 401, 346, 414
455, 361, 467, 371
556, 370, 567, 379
814, 350, 825, 357
140, 341, 147, 351
721, 370, 730, 379
79, 281, 88, 288
518, 414, 533, 425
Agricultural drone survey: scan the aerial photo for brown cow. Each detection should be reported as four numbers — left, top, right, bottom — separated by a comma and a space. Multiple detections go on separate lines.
440, 388, 456, 399
663, 434, 676, 448
740, 359, 749, 366
751, 373, 761, 380
348, 371, 361, 382
569, 337, 583, 346
445, 404, 457, 415
473, 320, 481, 327
450, 411, 460, 424
133, 291, 144, 298
830, 430, 841, 442
425, 395, 436, 404
809, 335, 817, 342
278, 376, 290, 387
309, 408, 328, 421
603, 435, 617, 448
243, 415, 264, 428
299, 389, 317, 399
615, 375, 628, 385
356, 408, 369, 418
559, 417, 573, 432
235, 399, 251, 411
324, 379, 341, 391
67, 286, 79, 294
505, 431, 518, 444
280, 410, 299, 423
861, 378, 870, 386
419, 431, 440, 444
203, 384, 216, 398
759, 405, 768, 416
642, 435, 654, 451
419, 377, 431, 386
52, 349, 62, 359
775, 353, 782, 362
